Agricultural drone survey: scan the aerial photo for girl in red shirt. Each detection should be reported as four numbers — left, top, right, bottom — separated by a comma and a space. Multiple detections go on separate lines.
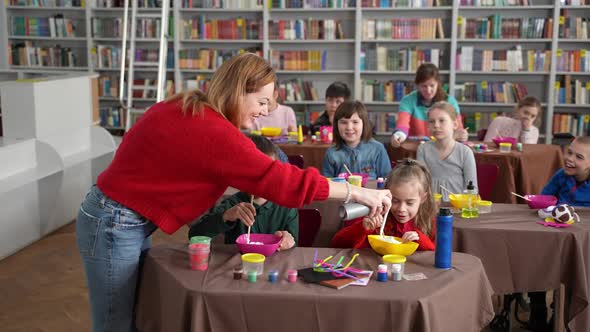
332, 159, 437, 251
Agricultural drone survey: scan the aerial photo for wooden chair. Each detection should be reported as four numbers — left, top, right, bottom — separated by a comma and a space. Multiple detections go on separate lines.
298, 208, 322, 247
476, 162, 500, 201
287, 154, 304, 169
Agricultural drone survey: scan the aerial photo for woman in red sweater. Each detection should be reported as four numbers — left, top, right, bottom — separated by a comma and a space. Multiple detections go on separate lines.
76, 53, 392, 332
332, 159, 436, 251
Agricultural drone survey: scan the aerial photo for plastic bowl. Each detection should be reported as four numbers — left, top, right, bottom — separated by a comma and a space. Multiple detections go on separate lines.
367, 235, 419, 256
525, 195, 558, 209
448, 194, 478, 209
492, 136, 518, 148
260, 127, 282, 137
235, 233, 281, 257
337, 172, 370, 187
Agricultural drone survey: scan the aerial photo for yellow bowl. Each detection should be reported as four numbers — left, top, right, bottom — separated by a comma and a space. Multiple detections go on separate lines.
260, 127, 282, 137
433, 193, 442, 203
367, 235, 419, 256
449, 194, 480, 209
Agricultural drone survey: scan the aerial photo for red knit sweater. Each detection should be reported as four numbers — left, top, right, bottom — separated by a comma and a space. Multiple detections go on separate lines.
331, 215, 436, 251
97, 101, 329, 234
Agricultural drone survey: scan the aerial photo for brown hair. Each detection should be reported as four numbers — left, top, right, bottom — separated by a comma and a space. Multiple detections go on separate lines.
332, 100, 373, 149
428, 101, 458, 121
165, 53, 276, 127
516, 96, 542, 127
385, 159, 436, 236
415, 63, 447, 103
574, 136, 590, 146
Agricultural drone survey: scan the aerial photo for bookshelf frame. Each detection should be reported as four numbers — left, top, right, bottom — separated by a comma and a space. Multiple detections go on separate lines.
1, 0, 589, 143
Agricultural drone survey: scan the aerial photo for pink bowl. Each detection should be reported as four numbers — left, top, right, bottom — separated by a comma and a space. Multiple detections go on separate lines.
492, 137, 518, 148
235, 233, 281, 257
337, 172, 370, 187
525, 195, 558, 209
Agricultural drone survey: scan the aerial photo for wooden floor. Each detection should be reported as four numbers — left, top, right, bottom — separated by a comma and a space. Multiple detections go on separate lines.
0, 222, 538, 332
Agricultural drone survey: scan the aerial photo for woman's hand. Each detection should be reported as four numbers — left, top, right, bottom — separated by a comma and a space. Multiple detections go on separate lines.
222, 203, 256, 227
352, 187, 392, 218
455, 128, 469, 142
401, 231, 419, 243
274, 230, 295, 251
390, 131, 406, 148
362, 214, 383, 231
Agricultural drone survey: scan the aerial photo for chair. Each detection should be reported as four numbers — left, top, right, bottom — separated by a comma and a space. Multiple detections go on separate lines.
476, 128, 488, 141
476, 162, 499, 201
298, 208, 322, 247
287, 154, 304, 169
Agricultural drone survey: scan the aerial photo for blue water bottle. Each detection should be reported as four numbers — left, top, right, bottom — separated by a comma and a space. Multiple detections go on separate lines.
434, 207, 453, 269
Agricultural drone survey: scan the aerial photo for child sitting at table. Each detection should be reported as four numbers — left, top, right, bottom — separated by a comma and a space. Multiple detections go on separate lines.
483, 96, 542, 144
417, 101, 477, 202
311, 81, 351, 133
188, 134, 298, 251
252, 82, 297, 136
525, 136, 590, 331
541, 135, 590, 206
321, 100, 392, 179
331, 159, 436, 250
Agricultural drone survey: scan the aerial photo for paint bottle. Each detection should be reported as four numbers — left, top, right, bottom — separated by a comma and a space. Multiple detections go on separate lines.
247, 270, 257, 283
268, 270, 279, 283
377, 264, 388, 282
233, 266, 243, 280
516, 142, 523, 152
377, 177, 385, 189
287, 269, 298, 283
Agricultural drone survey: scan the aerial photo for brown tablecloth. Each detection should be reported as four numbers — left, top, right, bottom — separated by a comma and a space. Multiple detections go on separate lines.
136, 246, 494, 332
388, 142, 564, 204
278, 142, 331, 170
453, 204, 590, 332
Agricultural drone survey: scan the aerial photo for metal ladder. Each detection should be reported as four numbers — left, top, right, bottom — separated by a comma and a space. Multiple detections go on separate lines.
118, 0, 170, 131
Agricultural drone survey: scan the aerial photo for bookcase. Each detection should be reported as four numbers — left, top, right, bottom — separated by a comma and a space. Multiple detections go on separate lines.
1, 0, 589, 143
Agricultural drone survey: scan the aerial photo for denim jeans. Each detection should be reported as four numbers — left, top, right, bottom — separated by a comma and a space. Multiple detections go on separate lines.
76, 185, 157, 332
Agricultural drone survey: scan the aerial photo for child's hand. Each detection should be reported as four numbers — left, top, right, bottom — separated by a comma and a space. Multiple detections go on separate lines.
390, 131, 406, 148
455, 128, 469, 142
362, 214, 383, 231
274, 231, 295, 251
401, 231, 419, 243
222, 203, 256, 227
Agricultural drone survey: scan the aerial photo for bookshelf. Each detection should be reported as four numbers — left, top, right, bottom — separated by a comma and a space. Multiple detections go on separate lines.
1, 0, 589, 143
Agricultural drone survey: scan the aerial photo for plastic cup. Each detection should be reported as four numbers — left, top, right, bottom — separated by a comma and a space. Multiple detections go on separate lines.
348, 175, 363, 187
188, 243, 210, 271
499, 142, 512, 153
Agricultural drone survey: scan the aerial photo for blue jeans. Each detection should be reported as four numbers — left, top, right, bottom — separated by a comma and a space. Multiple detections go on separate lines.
76, 185, 157, 332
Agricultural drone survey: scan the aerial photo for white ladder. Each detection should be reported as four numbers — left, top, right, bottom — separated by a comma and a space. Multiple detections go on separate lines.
118, 0, 170, 131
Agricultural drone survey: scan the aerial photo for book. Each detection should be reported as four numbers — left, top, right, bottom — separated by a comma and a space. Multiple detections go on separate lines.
319, 277, 356, 289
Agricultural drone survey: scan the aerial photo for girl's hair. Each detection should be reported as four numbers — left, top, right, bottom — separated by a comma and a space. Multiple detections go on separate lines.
165, 53, 276, 127
385, 159, 436, 236
516, 96, 542, 127
428, 101, 458, 121
332, 100, 373, 149
415, 63, 447, 103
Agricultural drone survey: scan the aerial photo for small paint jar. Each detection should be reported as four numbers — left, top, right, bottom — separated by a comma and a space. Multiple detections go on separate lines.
268, 270, 279, 283
233, 266, 243, 280
516, 142, 523, 152
383, 254, 406, 282
377, 177, 385, 189
377, 264, 388, 282
247, 270, 257, 283
287, 269, 298, 283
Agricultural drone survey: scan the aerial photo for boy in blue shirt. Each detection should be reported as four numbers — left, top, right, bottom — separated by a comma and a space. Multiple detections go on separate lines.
541, 136, 590, 206
526, 136, 590, 331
